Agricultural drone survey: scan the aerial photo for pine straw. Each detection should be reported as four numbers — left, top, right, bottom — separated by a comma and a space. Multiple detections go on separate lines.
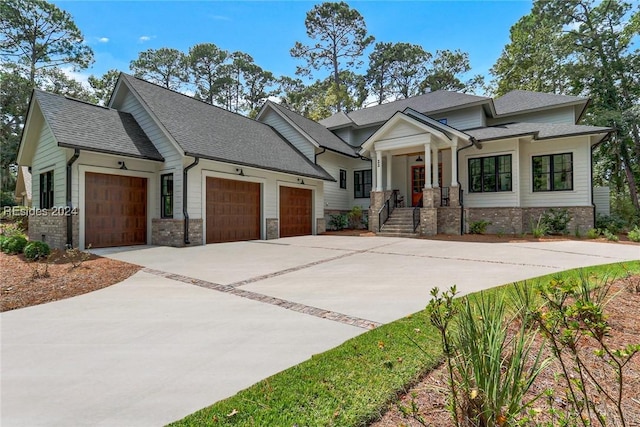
0, 250, 141, 312
371, 276, 640, 427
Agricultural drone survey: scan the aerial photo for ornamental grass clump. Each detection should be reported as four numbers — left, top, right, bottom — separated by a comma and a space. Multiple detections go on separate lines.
427, 287, 549, 427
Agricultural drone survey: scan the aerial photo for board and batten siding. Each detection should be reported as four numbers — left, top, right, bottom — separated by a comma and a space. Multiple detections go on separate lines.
431, 106, 486, 130
31, 123, 67, 208
116, 89, 185, 218
519, 136, 592, 207
188, 159, 325, 242
259, 109, 316, 162
459, 138, 520, 208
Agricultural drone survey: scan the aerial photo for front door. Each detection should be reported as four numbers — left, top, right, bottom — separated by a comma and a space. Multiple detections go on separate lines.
411, 166, 425, 206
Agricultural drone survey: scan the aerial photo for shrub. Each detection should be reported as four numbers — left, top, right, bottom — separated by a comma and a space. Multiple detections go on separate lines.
0, 191, 17, 207
64, 246, 92, 268
1, 222, 25, 238
348, 206, 363, 229
530, 216, 548, 238
628, 226, 640, 242
602, 229, 619, 242
3, 235, 28, 254
595, 213, 626, 234
23, 240, 51, 261
586, 228, 600, 239
540, 208, 571, 235
329, 214, 348, 230
469, 219, 491, 234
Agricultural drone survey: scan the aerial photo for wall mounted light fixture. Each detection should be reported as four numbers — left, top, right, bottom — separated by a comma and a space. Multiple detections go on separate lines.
415, 155, 423, 162
118, 161, 127, 170
235, 168, 244, 176
297, 178, 305, 185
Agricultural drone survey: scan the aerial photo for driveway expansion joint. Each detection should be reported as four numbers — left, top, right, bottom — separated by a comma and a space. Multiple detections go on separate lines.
143, 268, 381, 329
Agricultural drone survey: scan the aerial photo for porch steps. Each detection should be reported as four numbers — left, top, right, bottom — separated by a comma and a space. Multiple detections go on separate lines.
378, 208, 420, 238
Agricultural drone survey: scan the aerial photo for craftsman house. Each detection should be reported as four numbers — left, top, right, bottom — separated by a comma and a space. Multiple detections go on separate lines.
17, 72, 611, 249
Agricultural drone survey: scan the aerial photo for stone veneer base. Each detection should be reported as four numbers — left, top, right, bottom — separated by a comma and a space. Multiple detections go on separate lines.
151, 218, 203, 247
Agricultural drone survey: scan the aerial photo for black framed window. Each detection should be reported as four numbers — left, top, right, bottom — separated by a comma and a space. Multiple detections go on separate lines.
161, 173, 173, 218
339, 169, 347, 189
533, 153, 573, 192
468, 154, 512, 193
354, 169, 372, 198
39, 171, 54, 209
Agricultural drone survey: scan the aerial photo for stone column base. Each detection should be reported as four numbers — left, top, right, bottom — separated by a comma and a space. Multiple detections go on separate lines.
419, 208, 437, 235
316, 218, 326, 234
152, 218, 203, 247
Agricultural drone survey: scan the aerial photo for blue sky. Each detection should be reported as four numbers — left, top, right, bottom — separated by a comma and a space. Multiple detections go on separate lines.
53, 1, 534, 91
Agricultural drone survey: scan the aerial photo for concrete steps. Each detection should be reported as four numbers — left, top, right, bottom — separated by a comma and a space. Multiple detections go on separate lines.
377, 208, 420, 238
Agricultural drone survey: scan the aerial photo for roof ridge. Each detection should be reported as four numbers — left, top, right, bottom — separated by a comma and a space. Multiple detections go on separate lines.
121, 73, 273, 128
35, 88, 113, 111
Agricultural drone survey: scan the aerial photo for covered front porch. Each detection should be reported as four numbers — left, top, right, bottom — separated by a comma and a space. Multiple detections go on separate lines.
359, 109, 474, 235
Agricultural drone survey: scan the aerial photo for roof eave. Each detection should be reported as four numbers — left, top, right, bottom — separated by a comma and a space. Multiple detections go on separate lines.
57, 142, 165, 162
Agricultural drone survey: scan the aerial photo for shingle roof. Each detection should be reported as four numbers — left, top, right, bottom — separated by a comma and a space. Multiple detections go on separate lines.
34, 90, 163, 161
320, 90, 491, 128
122, 74, 333, 181
265, 101, 358, 157
466, 122, 611, 142
319, 111, 353, 128
494, 90, 587, 116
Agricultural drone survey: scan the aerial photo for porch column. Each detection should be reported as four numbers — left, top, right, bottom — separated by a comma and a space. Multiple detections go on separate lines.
386, 153, 393, 190
431, 146, 439, 188
424, 141, 432, 189
375, 150, 383, 191
451, 137, 459, 187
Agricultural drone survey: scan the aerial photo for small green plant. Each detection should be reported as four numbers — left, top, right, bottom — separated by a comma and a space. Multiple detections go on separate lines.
328, 213, 348, 230
1, 222, 25, 238
64, 246, 92, 268
540, 208, 572, 235
534, 273, 639, 426
469, 219, 491, 234
347, 205, 364, 229
574, 226, 582, 238
2, 235, 28, 254
23, 240, 51, 261
602, 229, 619, 241
28, 253, 52, 280
531, 215, 548, 238
627, 226, 640, 242
587, 228, 601, 239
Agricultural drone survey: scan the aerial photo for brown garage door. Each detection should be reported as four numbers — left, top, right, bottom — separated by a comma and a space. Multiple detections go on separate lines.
280, 186, 312, 238
85, 173, 147, 248
206, 177, 260, 243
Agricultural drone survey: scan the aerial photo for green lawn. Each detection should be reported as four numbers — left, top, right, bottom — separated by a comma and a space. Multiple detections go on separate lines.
168, 261, 639, 427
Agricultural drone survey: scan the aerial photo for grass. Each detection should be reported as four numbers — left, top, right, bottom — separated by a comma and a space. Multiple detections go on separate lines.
169, 261, 640, 427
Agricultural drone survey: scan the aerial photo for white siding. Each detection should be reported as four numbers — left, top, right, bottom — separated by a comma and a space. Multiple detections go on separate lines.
379, 121, 425, 141
317, 151, 351, 211
332, 127, 352, 145
459, 139, 520, 208
259, 109, 316, 161
490, 106, 576, 126
593, 187, 610, 216
188, 159, 325, 243
352, 126, 379, 147
117, 89, 185, 218
431, 106, 485, 130
519, 136, 592, 207
31, 123, 67, 208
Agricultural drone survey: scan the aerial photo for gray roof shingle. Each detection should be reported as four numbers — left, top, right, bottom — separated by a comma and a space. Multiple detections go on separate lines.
466, 122, 611, 142
265, 101, 358, 157
320, 90, 490, 128
35, 90, 163, 161
122, 74, 333, 181
494, 90, 587, 116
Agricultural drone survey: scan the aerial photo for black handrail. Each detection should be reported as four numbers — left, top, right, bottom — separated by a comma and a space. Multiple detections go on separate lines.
413, 205, 420, 232
377, 190, 399, 231
441, 187, 450, 207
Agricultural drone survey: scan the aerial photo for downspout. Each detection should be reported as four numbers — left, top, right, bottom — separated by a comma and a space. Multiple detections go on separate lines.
314, 147, 326, 164
456, 138, 479, 235
66, 148, 80, 248
182, 157, 199, 245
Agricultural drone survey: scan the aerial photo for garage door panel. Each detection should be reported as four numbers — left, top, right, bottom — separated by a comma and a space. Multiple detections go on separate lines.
280, 187, 312, 238
85, 173, 147, 248
206, 177, 260, 244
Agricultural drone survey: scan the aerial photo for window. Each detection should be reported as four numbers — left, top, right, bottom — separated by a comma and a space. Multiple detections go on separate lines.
533, 153, 573, 192
468, 154, 512, 193
161, 173, 173, 218
354, 169, 372, 198
39, 171, 54, 209
339, 169, 347, 189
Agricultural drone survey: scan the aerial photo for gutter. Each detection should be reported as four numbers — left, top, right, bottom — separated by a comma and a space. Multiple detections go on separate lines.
314, 147, 326, 164
183, 157, 199, 245
456, 137, 479, 234
66, 149, 80, 248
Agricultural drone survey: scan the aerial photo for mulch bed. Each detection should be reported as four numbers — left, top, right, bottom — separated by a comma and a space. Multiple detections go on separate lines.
371, 276, 640, 427
0, 250, 141, 312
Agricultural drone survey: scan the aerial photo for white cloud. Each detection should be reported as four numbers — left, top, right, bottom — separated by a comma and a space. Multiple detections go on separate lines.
98, 37, 109, 43
138, 35, 154, 43
209, 15, 231, 21
59, 66, 91, 89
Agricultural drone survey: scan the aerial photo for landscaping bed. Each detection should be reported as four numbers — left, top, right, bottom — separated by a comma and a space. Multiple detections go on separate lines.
0, 250, 141, 312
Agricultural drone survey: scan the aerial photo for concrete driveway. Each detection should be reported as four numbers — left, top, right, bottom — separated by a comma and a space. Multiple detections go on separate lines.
2, 236, 638, 426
